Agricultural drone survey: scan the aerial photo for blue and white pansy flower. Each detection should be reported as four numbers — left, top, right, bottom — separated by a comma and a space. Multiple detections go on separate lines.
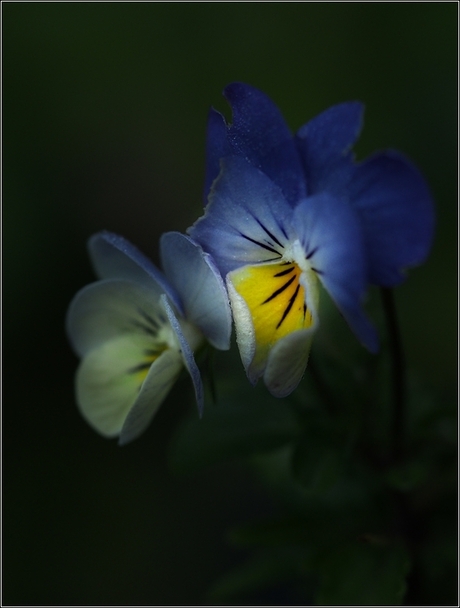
189, 83, 434, 397
66, 231, 231, 444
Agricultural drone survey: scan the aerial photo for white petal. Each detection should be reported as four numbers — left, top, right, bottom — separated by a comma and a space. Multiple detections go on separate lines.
66, 279, 169, 357
226, 276, 257, 382
76, 333, 159, 438
119, 349, 183, 445
263, 328, 316, 397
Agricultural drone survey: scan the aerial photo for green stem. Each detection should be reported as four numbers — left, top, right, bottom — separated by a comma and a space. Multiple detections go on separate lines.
380, 288, 405, 464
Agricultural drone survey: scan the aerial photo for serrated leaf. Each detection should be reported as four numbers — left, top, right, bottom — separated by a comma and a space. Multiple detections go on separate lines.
316, 540, 411, 606
169, 397, 301, 473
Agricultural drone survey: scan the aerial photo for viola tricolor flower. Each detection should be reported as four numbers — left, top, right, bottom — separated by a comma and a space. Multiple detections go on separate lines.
189, 83, 434, 397
66, 231, 231, 444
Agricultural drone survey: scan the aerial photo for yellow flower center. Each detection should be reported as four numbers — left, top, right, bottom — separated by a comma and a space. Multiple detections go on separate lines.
129, 344, 169, 384
127, 309, 203, 387
228, 255, 319, 375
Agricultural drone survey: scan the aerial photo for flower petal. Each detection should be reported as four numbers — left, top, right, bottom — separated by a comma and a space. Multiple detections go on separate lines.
76, 332, 167, 438
66, 279, 169, 357
118, 349, 184, 445
207, 82, 305, 206
161, 294, 204, 417
292, 193, 379, 353
227, 261, 317, 386
348, 151, 435, 286
160, 232, 232, 350
264, 328, 316, 397
88, 231, 183, 313
189, 157, 292, 277
296, 102, 364, 196
226, 277, 256, 379
203, 107, 232, 204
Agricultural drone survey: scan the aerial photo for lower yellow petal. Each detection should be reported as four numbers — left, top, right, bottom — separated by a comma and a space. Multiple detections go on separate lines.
228, 261, 319, 381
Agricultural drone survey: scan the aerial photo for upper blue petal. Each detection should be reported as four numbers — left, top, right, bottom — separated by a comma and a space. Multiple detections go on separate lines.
292, 193, 379, 353
296, 101, 364, 197
189, 157, 293, 277
347, 151, 435, 286
204, 83, 306, 207
160, 232, 232, 350
203, 108, 232, 205
88, 231, 183, 314
201, 84, 434, 310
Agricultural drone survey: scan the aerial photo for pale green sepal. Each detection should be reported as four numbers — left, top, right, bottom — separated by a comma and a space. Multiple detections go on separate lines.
76, 333, 156, 438
263, 327, 316, 398
226, 276, 257, 383
119, 349, 183, 445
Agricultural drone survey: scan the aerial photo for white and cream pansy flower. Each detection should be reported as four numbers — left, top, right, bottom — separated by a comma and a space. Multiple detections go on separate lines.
66, 231, 231, 445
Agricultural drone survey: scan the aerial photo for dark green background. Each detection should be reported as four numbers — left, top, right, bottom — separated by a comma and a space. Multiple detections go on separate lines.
4, 3, 457, 605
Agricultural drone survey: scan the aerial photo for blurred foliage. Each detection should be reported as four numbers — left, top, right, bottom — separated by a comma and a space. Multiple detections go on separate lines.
170, 290, 457, 604
170, 389, 302, 474
4, 2, 457, 605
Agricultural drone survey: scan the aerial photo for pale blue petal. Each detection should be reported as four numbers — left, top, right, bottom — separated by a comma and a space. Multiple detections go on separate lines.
292, 194, 379, 353
160, 232, 232, 350
189, 157, 293, 277
119, 349, 184, 445
161, 294, 204, 417
66, 279, 168, 357
88, 231, 183, 313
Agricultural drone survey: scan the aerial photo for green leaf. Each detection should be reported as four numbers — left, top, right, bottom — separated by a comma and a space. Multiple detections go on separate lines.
419, 530, 458, 605
206, 550, 307, 603
169, 395, 301, 473
316, 540, 411, 606
291, 433, 344, 494
385, 458, 430, 492
404, 372, 455, 431
228, 517, 318, 549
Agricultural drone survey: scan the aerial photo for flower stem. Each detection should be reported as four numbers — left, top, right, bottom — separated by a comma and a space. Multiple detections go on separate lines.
380, 288, 405, 464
